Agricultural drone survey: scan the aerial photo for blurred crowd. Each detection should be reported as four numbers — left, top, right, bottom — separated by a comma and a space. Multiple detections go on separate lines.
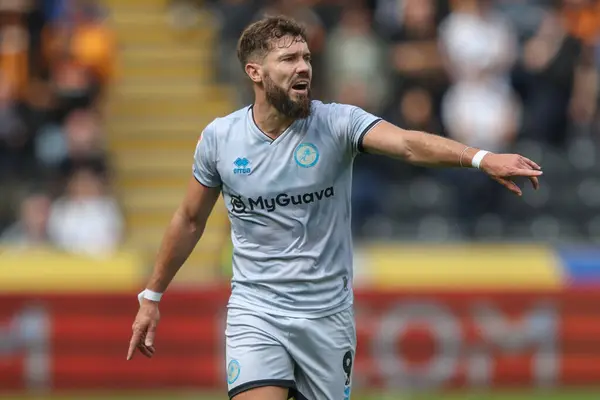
208, 0, 600, 240
0, 0, 122, 256
2, 0, 599, 255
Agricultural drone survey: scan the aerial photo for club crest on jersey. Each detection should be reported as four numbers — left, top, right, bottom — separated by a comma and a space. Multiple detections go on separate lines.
227, 359, 241, 384
294, 143, 319, 168
233, 157, 251, 175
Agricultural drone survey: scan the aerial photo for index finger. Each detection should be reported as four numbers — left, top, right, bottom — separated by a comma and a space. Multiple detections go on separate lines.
127, 330, 142, 360
509, 169, 543, 177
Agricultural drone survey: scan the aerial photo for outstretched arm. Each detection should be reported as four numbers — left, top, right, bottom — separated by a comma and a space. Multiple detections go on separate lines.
361, 121, 542, 196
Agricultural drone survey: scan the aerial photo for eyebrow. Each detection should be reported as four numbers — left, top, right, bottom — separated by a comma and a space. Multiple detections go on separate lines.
278, 51, 311, 60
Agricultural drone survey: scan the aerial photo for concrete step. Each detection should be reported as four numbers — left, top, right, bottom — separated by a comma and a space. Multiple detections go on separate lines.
107, 102, 202, 119
119, 62, 211, 80
114, 27, 214, 46
107, 99, 232, 120
113, 81, 226, 97
119, 186, 230, 214
107, 122, 205, 139
106, 117, 214, 142
109, 9, 166, 25
107, 100, 231, 119
102, 0, 170, 10
110, 83, 231, 103
125, 206, 227, 230
107, 2, 214, 27
128, 228, 225, 256
119, 186, 188, 209
127, 209, 228, 244
116, 173, 191, 190
111, 136, 198, 151
119, 46, 209, 64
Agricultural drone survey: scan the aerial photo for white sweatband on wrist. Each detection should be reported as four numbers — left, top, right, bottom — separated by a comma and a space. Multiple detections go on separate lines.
138, 289, 163, 305
471, 150, 489, 169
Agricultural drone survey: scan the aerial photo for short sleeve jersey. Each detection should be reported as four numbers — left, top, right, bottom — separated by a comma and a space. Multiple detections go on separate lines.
193, 100, 382, 317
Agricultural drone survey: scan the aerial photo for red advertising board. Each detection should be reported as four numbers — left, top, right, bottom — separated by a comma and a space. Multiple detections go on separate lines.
0, 287, 599, 392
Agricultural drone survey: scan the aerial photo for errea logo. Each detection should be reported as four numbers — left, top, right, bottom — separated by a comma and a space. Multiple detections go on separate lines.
233, 157, 251, 175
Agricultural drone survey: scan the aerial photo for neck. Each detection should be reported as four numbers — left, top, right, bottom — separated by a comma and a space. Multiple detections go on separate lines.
252, 96, 295, 139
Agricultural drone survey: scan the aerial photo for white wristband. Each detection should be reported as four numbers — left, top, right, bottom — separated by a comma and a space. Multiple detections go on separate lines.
471, 150, 489, 169
138, 289, 163, 305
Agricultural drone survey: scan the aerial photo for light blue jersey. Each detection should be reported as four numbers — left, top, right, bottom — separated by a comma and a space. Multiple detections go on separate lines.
193, 100, 381, 318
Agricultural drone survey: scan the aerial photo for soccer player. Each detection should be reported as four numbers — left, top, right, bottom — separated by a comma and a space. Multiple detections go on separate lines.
126, 15, 542, 400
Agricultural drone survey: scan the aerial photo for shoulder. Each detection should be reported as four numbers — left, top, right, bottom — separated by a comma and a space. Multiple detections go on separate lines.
202, 106, 250, 140
309, 100, 358, 127
310, 100, 356, 116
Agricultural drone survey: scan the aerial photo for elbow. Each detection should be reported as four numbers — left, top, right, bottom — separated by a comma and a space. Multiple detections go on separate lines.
398, 132, 419, 162
401, 144, 416, 163
177, 207, 206, 237
188, 218, 206, 237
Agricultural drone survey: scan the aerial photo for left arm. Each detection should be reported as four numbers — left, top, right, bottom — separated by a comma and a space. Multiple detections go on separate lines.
362, 120, 480, 167
361, 121, 543, 196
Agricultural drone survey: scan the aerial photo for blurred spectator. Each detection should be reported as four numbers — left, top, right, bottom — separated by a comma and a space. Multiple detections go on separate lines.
438, 0, 518, 82
0, 0, 34, 181
255, 0, 326, 53
569, 43, 598, 132
387, 85, 443, 134
42, 0, 116, 121
58, 108, 107, 178
0, 191, 51, 248
373, 0, 406, 38
441, 75, 522, 236
0, 70, 27, 179
373, 0, 450, 40
390, 0, 445, 82
47, 167, 123, 257
167, 0, 204, 30
213, 0, 260, 104
0, 0, 30, 98
0, 0, 120, 254
442, 77, 521, 153
324, 4, 391, 237
324, 5, 388, 110
0, 0, 597, 247
493, 0, 546, 44
562, 0, 600, 47
513, 6, 588, 145
387, 0, 447, 128
37, 108, 108, 183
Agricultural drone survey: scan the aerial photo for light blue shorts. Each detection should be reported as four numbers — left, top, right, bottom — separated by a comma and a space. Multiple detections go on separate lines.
225, 305, 356, 400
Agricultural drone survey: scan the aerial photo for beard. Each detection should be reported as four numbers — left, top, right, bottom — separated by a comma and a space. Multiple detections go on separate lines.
264, 74, 312, 119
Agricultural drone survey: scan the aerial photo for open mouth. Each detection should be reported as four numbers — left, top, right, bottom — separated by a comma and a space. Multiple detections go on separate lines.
291, 82, 309, 92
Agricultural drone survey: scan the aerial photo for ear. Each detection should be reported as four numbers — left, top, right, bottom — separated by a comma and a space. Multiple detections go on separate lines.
245, 62, 263, 84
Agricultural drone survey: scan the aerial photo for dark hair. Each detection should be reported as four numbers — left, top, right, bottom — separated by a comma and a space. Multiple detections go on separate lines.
237, 15, 307, 69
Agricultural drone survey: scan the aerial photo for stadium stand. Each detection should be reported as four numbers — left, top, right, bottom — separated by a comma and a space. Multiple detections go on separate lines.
103, 0, 232, 280
0, 0, 599, 273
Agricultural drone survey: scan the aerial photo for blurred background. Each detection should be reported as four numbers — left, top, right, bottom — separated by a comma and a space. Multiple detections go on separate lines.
0, 0, 599, 399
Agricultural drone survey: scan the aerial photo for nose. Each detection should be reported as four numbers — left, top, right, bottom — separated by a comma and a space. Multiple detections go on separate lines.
296, 59, 310, 76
